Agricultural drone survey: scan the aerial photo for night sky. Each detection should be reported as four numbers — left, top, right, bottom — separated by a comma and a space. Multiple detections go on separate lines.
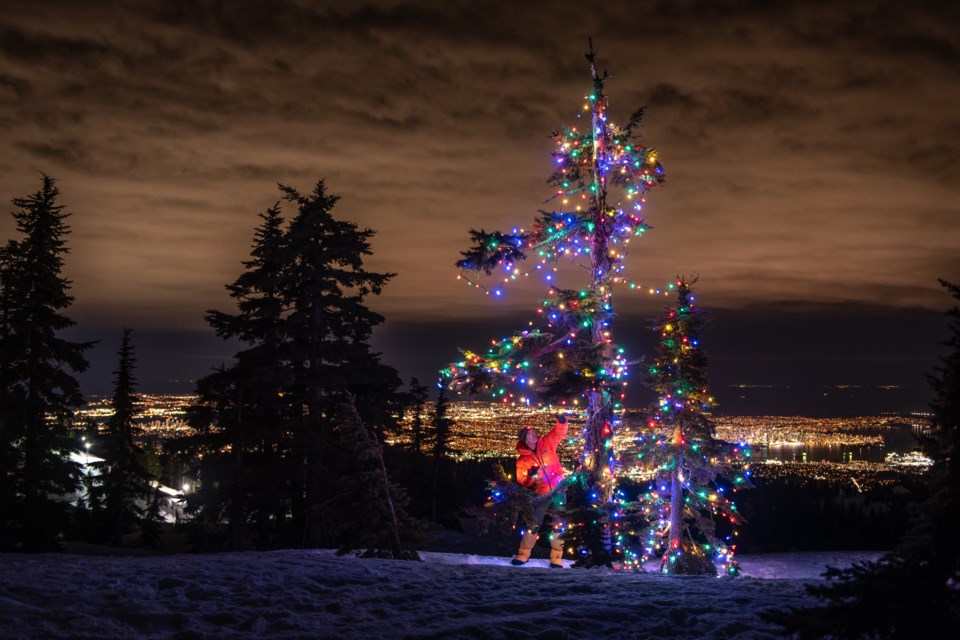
1, 1, 957, 413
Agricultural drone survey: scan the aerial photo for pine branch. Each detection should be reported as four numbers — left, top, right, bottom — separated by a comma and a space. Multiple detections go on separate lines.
455, 229, 531, 275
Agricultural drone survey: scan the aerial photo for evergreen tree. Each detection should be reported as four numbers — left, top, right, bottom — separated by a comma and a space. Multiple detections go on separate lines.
0, 241, 19, 539
633, 278, 750, 575
768, 279, 960, 637
443, 42, 665, 566
66, 419, 102, 542
93, 329, 158, 546
279, 180, 400, 548
139, 489, 164, 549
406, 377, 430, 454
332, 398, 420, 559
182, 181, 403, 551
0, 175, 91, 551
430, 385, 454, 522
183, 364, 245, 549
919, 280, 960, 572
195, 204, 291, 550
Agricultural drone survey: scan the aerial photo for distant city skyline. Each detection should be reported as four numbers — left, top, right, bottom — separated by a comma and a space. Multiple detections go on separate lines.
77, 394, 932, 491
3, 1, 957, 413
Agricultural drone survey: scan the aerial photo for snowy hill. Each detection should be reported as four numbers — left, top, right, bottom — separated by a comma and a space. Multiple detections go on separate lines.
0, 549, 882, 639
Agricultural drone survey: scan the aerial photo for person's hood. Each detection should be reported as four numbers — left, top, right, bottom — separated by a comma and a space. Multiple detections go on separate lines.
516, 440, 535, 456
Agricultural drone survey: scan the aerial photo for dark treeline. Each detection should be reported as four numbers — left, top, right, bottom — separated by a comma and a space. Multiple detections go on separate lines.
0, 175, 462, 554
0, 176, 170, 551
733, 477, 921, 553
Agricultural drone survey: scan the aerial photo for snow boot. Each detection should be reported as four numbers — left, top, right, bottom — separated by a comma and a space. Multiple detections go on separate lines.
549, 545, 563, 568
512, 530, 538, 565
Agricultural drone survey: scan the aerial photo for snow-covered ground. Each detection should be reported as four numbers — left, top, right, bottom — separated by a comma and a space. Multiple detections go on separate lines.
0, 548, 881, 639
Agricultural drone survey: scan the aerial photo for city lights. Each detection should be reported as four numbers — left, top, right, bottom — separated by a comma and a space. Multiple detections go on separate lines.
74, 394, 932, 495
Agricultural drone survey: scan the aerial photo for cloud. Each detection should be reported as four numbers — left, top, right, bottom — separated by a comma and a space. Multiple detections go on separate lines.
15, 138, 88, 165
0, 0, 956, 339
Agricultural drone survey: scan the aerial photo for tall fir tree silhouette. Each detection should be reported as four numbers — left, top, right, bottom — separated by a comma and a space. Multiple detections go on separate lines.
0, 242, 18, 537
0, 175, 91, 551
430, 386, 454, 522
94, 328, 158, 546
406, 377, 430, 455
192, 203, 291, 550
280, 180, 401, 547
184, 180, 403, 550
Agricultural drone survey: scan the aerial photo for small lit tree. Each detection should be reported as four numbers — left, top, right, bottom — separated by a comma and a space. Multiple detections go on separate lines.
443, 41, 665, 566
634, 278, 750, 575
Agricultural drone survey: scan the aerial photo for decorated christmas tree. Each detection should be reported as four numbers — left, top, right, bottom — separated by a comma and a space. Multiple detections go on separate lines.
632, 278, 751, 575
442, 41, 665, 566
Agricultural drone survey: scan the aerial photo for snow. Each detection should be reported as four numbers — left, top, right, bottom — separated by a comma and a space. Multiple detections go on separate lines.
0, 548, 881, 639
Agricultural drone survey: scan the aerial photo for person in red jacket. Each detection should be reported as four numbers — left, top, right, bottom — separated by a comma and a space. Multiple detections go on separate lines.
511, 413, 568, 567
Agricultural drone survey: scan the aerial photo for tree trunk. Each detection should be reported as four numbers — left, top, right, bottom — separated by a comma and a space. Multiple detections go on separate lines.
663, 424, 685, 573
302, 409, 325, 548
256, 439, 271, 550
303, 304, 328, 548
577, 48, 617, 561
374, 433, 403, 558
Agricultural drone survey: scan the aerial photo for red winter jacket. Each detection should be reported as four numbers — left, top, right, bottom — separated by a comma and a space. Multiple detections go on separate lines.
516, 418, 568, 495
